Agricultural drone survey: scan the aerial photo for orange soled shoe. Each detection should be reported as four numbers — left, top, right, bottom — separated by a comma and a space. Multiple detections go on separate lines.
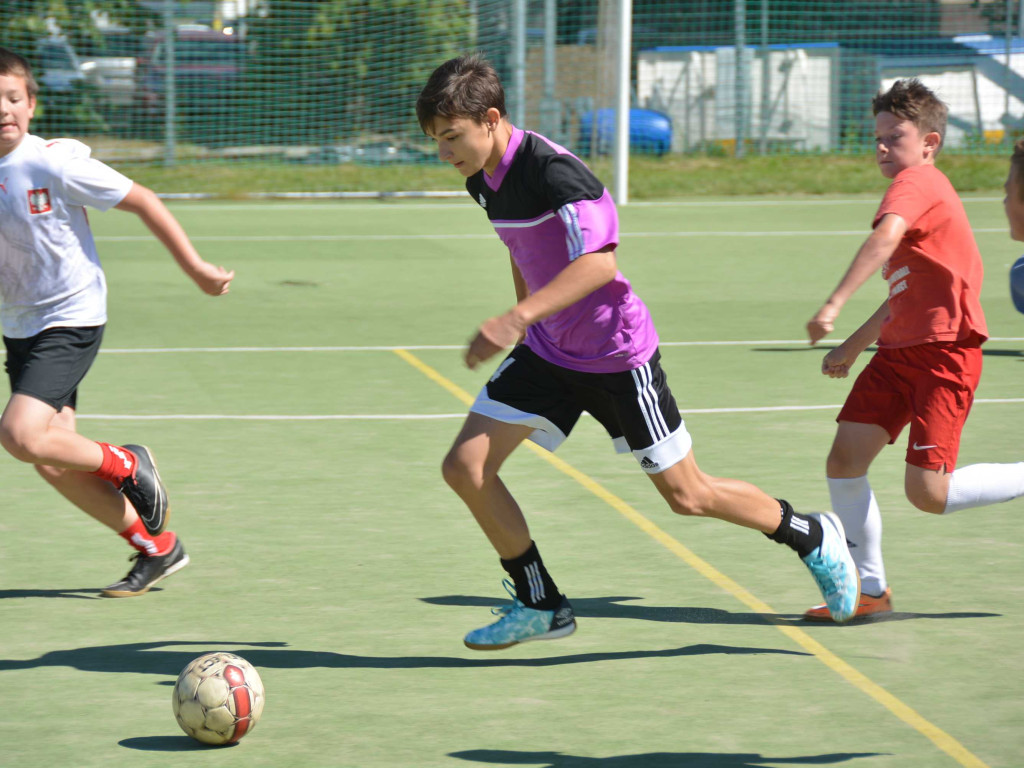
804, 587, 893, 622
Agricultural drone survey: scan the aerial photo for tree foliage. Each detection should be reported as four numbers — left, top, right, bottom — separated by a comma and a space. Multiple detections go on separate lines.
0, 1, 157, 134
0, 1, 157, 57
245, 0, 473, 142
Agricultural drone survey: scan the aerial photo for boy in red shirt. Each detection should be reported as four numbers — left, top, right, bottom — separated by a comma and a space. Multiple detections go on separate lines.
806, 79, 1024, 621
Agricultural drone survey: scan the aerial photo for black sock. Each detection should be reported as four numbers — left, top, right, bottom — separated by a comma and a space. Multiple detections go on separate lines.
764, 499, 823, 559
500, 540, 562, 610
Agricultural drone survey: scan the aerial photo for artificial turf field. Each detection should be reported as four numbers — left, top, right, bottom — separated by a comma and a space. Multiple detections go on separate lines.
0, 194, 1021, 768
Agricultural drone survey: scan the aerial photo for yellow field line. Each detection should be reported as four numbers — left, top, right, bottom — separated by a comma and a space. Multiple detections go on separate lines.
393, 347, 989, 768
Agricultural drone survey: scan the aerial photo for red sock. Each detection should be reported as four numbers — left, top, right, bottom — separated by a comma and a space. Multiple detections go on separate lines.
93, 442, 137, 485
119, 519, 176, 556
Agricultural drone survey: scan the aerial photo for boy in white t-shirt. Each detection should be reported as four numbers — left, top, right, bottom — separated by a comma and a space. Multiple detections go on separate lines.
0, 47, 234, 596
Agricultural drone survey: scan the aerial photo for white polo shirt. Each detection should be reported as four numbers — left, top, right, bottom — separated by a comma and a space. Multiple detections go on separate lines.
0, 134, 133, 338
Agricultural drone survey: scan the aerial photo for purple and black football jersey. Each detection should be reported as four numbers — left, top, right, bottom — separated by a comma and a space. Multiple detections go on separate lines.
466, 127, 659, 374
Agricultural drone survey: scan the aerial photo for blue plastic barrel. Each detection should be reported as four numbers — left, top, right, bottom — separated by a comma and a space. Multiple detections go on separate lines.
577, 108, 672, 156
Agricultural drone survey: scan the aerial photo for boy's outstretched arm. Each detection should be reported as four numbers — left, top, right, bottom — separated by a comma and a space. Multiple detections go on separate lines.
115, 183, 235, 296
807, 213, 906, 345
821, 300, 889, 378
465, 247, 617, 369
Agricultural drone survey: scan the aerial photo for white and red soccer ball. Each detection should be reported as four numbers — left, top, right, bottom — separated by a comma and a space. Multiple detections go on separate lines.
172, 652, 265, 745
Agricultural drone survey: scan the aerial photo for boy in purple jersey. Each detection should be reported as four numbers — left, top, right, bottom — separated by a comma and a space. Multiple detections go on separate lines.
417, 54, 859, 650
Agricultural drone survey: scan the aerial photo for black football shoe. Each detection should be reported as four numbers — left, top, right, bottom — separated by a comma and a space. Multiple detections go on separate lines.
118, 444, 169, 535
102, 538, 189, 597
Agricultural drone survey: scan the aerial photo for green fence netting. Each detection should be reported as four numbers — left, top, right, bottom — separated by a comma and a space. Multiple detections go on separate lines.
1, 1, 1022, 187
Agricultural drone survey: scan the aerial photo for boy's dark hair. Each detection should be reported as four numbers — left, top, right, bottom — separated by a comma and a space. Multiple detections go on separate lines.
416, 54, 506, 134
1012, 139, 1024, 201
0, 47, 37, 98
872, 78, 947, 148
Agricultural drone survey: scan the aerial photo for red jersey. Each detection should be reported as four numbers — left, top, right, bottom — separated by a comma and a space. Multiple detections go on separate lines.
873, 164, 988, 348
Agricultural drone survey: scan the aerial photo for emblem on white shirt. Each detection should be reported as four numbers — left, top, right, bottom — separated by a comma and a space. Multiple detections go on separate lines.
27, 188, 51, 214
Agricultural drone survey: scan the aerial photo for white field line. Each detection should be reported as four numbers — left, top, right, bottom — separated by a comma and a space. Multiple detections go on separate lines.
85, 337, 1024, 353
631, 197, 1004, 206
75, 399, 1024, 422
153, 197, 1003, 211
94, 227, 1013, 243
26, 341, 1022, 420
77, 413, 468, 421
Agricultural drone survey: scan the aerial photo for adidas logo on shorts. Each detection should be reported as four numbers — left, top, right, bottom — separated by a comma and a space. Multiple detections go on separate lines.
640, 456, 659, 470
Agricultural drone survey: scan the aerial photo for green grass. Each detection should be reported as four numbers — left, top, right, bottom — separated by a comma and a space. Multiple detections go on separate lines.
0, 197, 1021, 767
108, 154, 1014, 199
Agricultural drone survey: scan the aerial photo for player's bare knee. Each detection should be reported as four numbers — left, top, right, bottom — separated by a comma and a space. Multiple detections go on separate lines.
441, 449, 485, 494
664, 486, 712, 517
826, 448, 860, 478
0, 421, 40, 463
905, 487, 945, 514
440, 450, 464, 490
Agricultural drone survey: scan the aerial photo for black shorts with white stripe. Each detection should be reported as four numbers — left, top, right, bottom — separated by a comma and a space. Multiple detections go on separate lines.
474, 345, 687, 467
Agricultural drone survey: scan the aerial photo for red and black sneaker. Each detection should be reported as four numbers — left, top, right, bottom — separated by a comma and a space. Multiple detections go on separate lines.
102, 537, 189, 597
119, 444, 170, 535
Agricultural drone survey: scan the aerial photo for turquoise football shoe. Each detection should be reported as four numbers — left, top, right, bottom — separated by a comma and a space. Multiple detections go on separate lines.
464, 579, 577, 651
801, 512, 861, 623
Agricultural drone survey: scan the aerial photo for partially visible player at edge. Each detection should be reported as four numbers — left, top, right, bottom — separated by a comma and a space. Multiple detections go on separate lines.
1003, 139, 1024, 310
0, 47, 234, 596
805, 79, 1024, 621
416, 53, 859, 651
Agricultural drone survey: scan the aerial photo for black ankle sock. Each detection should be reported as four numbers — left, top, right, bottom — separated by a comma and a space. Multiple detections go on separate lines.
764, 499, 823, 559
500, 540, 562, 610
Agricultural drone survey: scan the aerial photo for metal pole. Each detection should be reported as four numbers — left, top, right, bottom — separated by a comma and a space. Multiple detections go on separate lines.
541, 0, 557, 138
759, 0, 769, 155
1007, 0, 1013, 129
613, 0, 632, 206
735, 0, 747, 158
163, 0, 176, 166
511, 0, 526, 127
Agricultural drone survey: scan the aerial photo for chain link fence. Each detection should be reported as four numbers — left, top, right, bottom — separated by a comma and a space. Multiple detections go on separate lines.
2, 1, 1021, 183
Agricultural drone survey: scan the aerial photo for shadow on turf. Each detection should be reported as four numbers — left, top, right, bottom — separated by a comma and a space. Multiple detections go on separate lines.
0, 587, 110, 599
0, 640, 808, 678
420, 594, 999, 626
982, 347, 1024, 358
752, 345, 1023, 358
119, 735, 230, 752
0, 586, 174, 600
450, 749, 883, 767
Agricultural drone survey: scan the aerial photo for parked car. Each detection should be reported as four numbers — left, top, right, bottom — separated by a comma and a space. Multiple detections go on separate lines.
80, 31, 140, 107
35, 36, 87, 93
136, 26, 246, 115
31, 36, 108, 134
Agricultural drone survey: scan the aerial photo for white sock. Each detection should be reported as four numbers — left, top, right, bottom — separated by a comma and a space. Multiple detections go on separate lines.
944, 462, 1024, 513
828, 475, 887, 596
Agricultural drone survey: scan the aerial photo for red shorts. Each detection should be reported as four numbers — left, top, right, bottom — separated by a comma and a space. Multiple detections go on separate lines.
837, 338, 982, 471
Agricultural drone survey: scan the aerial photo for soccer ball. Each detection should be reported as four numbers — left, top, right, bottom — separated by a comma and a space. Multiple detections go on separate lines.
172, 652, 265, 745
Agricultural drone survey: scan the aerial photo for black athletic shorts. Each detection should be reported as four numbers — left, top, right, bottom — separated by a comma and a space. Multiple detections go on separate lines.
470, 344, 693, 474
3, 325, 105, 411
